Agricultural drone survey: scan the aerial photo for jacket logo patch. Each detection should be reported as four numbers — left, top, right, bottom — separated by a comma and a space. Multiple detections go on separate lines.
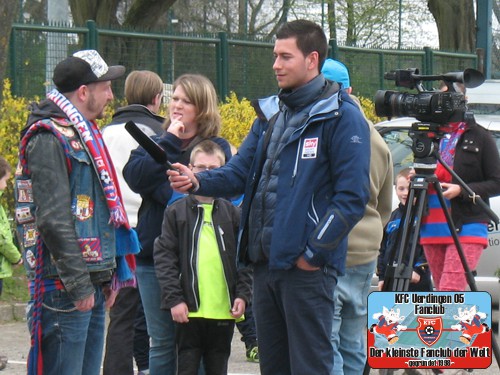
54, 124, 75, 137
350, 135, 363, 144
78, 238, 103, 262
16, 180, 33, 203
15, 206, 34, 224
23, 223, 38, 248
25, 249, 36, 269
72, 195, 94, 221
302, 137, 318, 159
70, 140, 83, 151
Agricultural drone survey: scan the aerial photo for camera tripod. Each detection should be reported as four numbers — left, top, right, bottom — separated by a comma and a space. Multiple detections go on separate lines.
363, 129, 500, 374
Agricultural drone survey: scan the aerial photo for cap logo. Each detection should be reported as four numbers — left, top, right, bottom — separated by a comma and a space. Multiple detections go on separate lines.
73, 50, 109, 78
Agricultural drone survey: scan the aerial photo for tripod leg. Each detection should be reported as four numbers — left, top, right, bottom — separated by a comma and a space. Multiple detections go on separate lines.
364, 176, 430, 375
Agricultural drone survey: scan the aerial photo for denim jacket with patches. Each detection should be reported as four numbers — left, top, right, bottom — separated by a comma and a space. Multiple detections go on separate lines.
15, 118, 115, 300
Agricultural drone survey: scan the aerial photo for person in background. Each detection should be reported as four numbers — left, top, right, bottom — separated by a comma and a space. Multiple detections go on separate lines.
102, 70, 166, 375
168, 20, 371, 375
154, 140, 251, 375
377, 167, 432, 294
15, 49, 139, 375
123, 73, 232, 375
420, 82, 500, 291
321, 58, 394, 375
0, 155, 23, 372
228, 143, 259, 363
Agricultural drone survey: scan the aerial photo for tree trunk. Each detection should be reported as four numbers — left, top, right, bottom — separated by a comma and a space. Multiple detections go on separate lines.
0, 0, 20, 103
69, 0, 120, 27
238, 0, 247, 35
428, 0, 475, 52
123, 0, 176, 30
346, 0, 356, 46
327, 1, 336, 41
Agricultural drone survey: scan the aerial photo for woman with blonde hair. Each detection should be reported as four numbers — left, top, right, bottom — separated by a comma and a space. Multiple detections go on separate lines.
123, 73, 231, 374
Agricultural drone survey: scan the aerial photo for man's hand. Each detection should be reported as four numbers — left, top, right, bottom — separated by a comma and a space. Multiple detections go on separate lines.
74, 294, 95, 312
103, 285, 118, 309
167, 163, 199, 193
296, 255, 320, 271
171, 302, 189, 323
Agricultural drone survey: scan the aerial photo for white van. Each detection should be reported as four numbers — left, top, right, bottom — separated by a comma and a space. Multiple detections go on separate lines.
374, 80, 500, 305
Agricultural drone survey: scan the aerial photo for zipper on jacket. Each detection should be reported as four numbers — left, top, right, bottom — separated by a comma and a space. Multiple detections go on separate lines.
218, 225, 226, 252
290, 140, 301, 187
191, 205, 204, 310
317, 213, 335, 240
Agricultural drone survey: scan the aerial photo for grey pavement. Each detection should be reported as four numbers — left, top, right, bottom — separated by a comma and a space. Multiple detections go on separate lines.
1, 303, 500, 375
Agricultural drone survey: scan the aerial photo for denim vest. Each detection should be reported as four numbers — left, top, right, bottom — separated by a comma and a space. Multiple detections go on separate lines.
15, 118, 116, 280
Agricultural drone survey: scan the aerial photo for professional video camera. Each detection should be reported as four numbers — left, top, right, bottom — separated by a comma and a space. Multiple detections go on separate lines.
375, 68, 484, 123
374, 68, 485, 160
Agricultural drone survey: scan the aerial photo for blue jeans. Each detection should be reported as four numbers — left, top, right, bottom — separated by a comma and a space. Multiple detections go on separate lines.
331, 260, 375, 375
27, 285, 106, 375
253, 263, 337, 375
136, 263, 177, 375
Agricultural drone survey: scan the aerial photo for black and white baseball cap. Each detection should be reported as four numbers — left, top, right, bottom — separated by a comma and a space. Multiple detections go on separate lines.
53, 49, 125, 93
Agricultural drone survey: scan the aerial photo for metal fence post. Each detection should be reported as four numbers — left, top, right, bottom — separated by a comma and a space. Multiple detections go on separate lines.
217, 31, 229, 100
329, 39, 338, 59
9, 26, 18, 96
86, 20, 97, 50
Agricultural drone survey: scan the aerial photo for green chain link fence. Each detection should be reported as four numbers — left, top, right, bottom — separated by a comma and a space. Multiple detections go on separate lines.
9, 20, 481, 102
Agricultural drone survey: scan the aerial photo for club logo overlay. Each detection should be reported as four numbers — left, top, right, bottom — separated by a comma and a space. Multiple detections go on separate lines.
367, 292, 492, 369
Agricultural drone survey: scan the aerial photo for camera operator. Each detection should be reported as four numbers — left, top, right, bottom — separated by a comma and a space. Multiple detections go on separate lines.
420, 82, 500, 292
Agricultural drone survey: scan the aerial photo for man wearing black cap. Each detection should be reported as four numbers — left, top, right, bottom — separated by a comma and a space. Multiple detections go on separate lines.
14, 50, 140, 375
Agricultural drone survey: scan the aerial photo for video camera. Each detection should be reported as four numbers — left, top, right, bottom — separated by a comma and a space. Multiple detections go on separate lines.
374, 68, 484, 123
374, 68, 485, 162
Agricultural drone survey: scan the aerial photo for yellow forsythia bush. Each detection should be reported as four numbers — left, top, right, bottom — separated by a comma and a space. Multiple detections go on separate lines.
0, 80, 36, 215
358, 95, 382, 124
219, 92, 256, 148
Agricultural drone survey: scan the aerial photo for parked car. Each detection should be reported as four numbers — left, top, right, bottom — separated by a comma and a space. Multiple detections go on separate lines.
374, 80, 500, 306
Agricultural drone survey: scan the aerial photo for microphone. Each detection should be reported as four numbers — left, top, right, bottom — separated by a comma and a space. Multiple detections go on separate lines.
124, 121, 177, 171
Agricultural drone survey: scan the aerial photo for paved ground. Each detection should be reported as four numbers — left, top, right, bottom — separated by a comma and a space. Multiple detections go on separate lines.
1, 311, 500, 374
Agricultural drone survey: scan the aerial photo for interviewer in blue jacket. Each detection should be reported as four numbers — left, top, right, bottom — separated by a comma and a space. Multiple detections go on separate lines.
168, 20, 370, 375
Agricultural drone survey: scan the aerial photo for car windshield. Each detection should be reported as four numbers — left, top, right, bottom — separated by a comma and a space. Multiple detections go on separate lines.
468, 103, 500, 116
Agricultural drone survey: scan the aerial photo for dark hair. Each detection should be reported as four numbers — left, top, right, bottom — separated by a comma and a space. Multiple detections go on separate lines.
0, 156, 12, 180
276, 20, 328, 70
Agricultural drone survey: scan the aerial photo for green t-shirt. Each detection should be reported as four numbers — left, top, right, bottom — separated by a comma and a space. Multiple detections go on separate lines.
189, 203, 233, 320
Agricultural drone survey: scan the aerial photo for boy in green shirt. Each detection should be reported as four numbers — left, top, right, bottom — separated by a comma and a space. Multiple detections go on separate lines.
154, 140, 252, 375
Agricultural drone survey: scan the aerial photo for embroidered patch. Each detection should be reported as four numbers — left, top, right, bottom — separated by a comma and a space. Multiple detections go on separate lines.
23, 223, 38, 248
16, 180, 33, 203
15, 162, 23, 176
350, 135, 363, 144
72, 195, 94, 221
54, 124, 75, 137
25, 249, 36, 269
15, 206, 34, 224
302, 137, 318, 159
78, 238, 103, 262
70, 140, 83, 151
